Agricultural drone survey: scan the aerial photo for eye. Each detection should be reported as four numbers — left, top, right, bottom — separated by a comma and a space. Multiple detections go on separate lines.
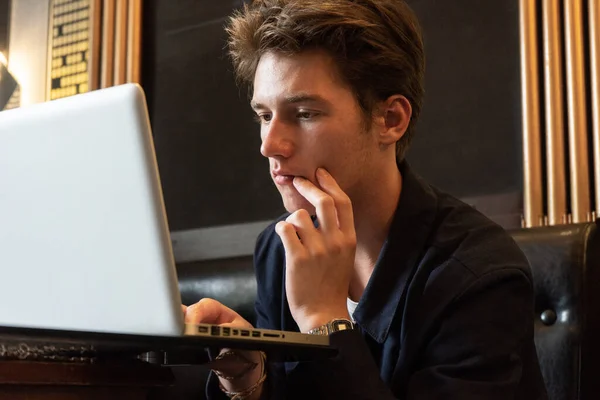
297, 111, 316, 120
253, 113, 272, 124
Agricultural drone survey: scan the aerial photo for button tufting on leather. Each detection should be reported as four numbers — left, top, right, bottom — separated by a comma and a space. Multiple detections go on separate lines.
541, 309, 557, 325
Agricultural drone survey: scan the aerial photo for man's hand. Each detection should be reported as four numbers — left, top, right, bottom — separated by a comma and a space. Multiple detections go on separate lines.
184, 298, 253, 329
275, 168, 356, 333
184, 299, 264, 397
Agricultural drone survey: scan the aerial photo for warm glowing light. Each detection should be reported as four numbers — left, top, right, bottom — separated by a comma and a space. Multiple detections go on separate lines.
0, 52, 6, 66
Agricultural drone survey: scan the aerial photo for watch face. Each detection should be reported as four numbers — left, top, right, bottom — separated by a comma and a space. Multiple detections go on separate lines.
308, 319, 355, 335
331, 319, 354, 332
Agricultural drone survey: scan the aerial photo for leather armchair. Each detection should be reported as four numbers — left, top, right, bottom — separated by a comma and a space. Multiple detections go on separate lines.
510, 221, 600, 400
175, 221, 600, 400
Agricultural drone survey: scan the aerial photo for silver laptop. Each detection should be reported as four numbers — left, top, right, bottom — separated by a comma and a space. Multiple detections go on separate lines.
0, 84, 328, 352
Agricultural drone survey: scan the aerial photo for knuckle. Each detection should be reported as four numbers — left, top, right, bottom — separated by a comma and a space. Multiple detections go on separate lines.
295, 208, 312, 221
311, 245, 327, 259
283, 224, 296, 235
286, 210, 305, 223
339, 194, 352, 208
198, 297, 214, 306
277, 221, 292, 233
195, 298, 219, 309
316, 195, 334, 209
328, 240, 343, 254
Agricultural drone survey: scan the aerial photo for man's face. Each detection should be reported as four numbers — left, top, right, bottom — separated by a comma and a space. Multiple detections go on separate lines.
251, 50, 380, 214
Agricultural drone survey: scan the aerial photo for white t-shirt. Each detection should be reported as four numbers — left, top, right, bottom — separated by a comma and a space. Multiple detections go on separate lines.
347, 297, 359, 322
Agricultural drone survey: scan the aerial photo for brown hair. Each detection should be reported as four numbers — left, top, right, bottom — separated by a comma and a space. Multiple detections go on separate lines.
226, 0, 425, 160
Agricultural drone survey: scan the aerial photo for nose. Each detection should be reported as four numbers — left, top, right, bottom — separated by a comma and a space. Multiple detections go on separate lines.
260, 117, 294, 158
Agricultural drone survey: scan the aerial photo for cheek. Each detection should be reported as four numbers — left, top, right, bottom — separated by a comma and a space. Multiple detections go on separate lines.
327, 140, 374, 186
302, 119, 371, 168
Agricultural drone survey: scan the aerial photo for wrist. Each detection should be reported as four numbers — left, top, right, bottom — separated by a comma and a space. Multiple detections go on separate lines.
213, 350, 263, 389
218, 351, 267, 399
299, 311, 351, 333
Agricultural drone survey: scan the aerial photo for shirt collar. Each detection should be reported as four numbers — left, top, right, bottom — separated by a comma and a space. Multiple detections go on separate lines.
352, 161, 438, 343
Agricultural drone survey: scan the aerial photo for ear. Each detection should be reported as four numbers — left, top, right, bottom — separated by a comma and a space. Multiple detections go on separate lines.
376, 95, 412, 147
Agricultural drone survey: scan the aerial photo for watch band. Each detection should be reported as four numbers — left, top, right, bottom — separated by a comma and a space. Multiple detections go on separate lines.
306, 318, 355, 335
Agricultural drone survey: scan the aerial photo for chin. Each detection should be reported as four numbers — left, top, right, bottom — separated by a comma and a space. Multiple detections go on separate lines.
283, 200, 316, 215
279, 188, 316, 215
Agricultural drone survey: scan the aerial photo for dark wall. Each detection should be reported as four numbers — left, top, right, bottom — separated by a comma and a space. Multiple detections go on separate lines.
141, 0, 523, 232
142, 0, 285, 232
0, 0, 9, 56
406, 0, 523, 201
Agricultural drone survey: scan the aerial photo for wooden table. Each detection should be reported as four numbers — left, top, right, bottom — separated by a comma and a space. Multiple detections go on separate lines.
0, 359, 175, 399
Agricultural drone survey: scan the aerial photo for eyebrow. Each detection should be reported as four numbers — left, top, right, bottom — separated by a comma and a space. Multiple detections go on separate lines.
251, 93, 332, 110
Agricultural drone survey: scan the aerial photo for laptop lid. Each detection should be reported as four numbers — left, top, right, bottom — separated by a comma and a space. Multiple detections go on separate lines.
0, 84, 184, 337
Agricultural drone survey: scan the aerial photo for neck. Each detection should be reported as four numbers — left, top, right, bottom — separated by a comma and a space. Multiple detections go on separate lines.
348, 160, 403, 301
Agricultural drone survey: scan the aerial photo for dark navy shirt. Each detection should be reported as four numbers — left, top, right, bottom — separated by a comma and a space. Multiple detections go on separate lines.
209, 162, 548, 399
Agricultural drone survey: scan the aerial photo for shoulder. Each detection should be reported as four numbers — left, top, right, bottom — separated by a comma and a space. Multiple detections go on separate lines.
411, 187, 533, 315
404, 188, 536, 349
429, 187, 530, 279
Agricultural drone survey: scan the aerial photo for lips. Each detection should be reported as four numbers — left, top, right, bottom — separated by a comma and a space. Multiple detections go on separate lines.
272, 170, 298, 186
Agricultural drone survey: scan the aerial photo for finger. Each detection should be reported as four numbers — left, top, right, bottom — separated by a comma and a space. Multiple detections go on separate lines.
220, 320, 253, 329
185, 298, 239, 325
275, 220, 306, 257
285, 209, 320, 248
292, 176, 338, 233
181, 304, 188, 315
315, 168, 355, 234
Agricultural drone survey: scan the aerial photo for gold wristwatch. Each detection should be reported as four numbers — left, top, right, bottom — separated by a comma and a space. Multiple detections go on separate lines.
306, 318, 355, 335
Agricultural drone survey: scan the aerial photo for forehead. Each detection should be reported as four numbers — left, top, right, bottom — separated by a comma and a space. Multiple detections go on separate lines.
251, 50, 353, 105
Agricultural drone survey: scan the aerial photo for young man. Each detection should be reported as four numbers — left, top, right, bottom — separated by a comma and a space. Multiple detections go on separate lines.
184, 1, 548, 399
